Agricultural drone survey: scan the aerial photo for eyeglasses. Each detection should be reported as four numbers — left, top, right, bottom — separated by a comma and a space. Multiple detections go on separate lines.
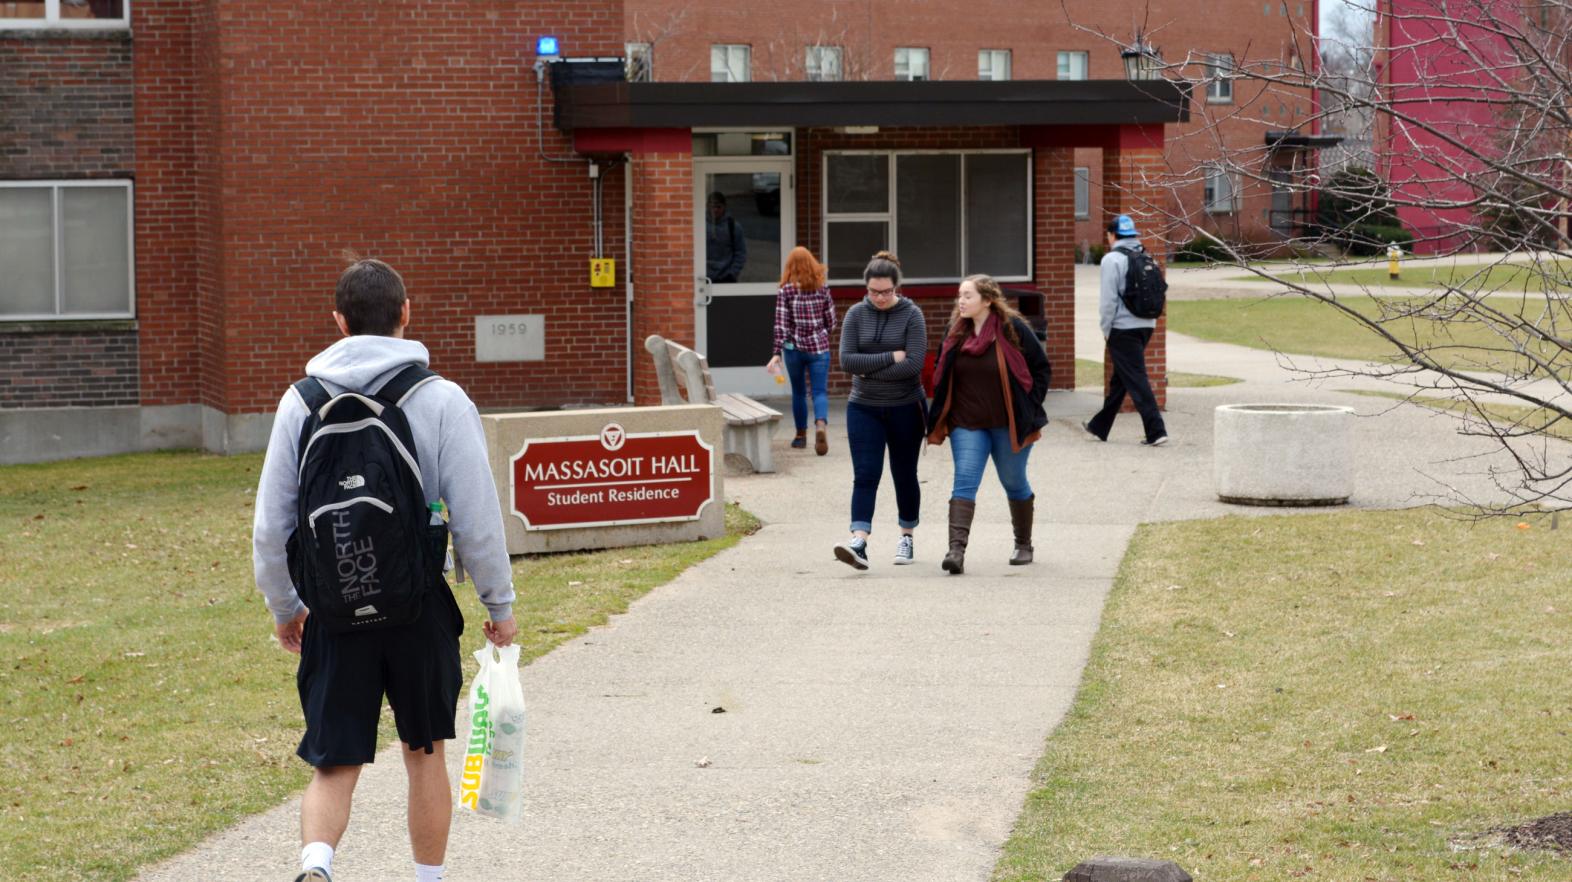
866, 286, 898, 297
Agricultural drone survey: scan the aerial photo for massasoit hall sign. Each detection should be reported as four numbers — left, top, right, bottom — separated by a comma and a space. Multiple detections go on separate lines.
508, 422, 715, 530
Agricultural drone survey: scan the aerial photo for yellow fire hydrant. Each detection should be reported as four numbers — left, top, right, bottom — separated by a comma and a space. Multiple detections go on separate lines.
1387, 244, 1402, 280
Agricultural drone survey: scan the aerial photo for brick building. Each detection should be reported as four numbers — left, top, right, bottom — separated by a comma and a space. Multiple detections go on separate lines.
3, 1, 1223, 463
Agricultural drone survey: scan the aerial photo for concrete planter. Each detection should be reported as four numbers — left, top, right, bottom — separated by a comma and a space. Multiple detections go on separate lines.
1213, 403, 1354, 506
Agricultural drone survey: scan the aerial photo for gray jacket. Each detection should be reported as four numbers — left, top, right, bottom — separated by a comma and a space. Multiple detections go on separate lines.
1099, 237, 1159, 339
838, 295, 928, 406
252, 335, 515, 625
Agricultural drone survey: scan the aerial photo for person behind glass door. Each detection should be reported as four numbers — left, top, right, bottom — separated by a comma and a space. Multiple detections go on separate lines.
925, 275, 1051, 574
705, 191, 748, 284
766, 246, 837, 454
833, 251, 929, 570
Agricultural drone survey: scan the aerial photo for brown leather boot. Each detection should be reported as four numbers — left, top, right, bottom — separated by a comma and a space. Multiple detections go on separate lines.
791, 429, 807, 449
1008, 495, 1034, 565
814, 421, 828, 456
941, 498, 975, 575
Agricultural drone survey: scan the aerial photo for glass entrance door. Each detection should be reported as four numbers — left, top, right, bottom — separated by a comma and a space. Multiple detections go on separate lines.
694, 156, 794, 396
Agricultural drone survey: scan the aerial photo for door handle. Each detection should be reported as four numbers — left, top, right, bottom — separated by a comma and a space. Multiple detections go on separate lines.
695, 276, 713, 307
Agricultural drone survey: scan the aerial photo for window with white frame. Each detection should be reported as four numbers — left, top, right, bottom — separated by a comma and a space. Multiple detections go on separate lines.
710, 44, 750, 82
1205, 53, 1235, 102
1204, 167, 1240, 214
805, 45, 843, 81
1074, 167, 1091, 219
978, 49, 1011, 81
0, 0, 127, 26
625, 42, 653, 82
894, 47, 929, 81
0, 181, 134, 320
1057, 51, 1089, 80
822, 151, 1031, 281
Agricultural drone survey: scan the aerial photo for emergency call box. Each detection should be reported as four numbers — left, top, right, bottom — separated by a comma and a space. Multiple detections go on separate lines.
590, 258, 616, 288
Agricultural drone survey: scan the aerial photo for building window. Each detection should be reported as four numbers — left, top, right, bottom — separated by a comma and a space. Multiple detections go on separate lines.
1204, 167, 1240, 214
0, 181, 134, 320
0, 0, 127, 26
894, 47, 930, 81
978, 49, 1011, 81
1074, 167, 1091, 219
626, 42, 653, 82
711, 44, 750, 83
805, 45, 843, 82
1206, 53, 1235, 102
1057, 51, 1089, 80
822, 151, 1031, 282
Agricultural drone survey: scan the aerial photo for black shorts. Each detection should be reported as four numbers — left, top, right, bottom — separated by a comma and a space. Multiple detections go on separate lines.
295, 584, 465, 767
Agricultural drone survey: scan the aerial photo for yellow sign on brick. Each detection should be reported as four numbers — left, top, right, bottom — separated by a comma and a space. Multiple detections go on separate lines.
590, 258, 616, 288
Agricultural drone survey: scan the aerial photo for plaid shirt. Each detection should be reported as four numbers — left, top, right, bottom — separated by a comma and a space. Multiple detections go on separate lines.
772, 283, 837, 355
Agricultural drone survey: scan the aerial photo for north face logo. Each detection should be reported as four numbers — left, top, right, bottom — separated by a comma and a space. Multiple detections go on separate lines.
354, 604, 380, 617
339, 474, 366, 490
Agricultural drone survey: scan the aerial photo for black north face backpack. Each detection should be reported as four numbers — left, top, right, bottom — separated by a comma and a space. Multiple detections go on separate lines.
285, 365, 446, 634
1116, 246, 1168, 319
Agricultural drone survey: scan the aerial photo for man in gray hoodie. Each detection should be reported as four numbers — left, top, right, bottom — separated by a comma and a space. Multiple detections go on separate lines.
1083, 214, 1168, 446
253, 258, 516, 882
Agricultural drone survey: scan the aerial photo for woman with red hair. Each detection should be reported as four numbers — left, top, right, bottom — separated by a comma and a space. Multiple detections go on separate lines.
766, 246, 837, 455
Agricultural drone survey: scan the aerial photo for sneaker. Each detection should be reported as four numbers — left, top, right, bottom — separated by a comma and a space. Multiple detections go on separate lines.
834, 536, 870, 570
294, 871, 331, 882
1141, 435, 1169, 447
1080, 420, 1106, 442
893, 534, 914, 565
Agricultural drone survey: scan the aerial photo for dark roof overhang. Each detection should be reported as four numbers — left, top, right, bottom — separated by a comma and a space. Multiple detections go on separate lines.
1265, 130, 1345, 149
552, 79, 1192, 131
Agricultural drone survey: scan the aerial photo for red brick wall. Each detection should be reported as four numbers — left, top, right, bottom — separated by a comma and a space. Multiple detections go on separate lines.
0, 31, 133, 178
0, 328, 138, 408
1, 30, 139, 408
1034, 145, 1076, 390
1103, 146, 1170, 409
134, 0, 628, 415
631, 151, 695, 405
133, 0, 204, 407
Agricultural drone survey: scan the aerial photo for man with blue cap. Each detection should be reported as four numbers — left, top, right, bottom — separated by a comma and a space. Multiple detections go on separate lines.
1082, 214, 1168, 446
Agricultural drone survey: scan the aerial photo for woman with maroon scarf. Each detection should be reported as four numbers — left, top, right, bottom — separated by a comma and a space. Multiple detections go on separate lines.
925, 274, 1051, 575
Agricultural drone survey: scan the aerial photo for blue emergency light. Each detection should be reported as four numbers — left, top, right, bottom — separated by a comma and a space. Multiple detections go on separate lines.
536, 36, 560, 57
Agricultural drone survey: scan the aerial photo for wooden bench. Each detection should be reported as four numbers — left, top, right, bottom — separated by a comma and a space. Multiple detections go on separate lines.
644, 334, 783, 474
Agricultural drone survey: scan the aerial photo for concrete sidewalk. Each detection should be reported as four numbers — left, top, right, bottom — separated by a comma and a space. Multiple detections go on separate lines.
139, 273, 1536, 882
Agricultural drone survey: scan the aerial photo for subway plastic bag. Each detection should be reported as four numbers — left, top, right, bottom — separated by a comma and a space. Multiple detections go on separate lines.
458, 642, 526, 823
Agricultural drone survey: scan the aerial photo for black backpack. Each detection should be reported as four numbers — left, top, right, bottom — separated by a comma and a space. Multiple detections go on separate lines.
285, 365, 447, 634
1116, 246, 1168, 319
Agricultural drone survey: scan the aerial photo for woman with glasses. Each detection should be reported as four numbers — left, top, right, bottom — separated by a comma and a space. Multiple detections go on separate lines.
765, 246, 836, 455
833, 250, 929, 570
925, 275, 1051, 574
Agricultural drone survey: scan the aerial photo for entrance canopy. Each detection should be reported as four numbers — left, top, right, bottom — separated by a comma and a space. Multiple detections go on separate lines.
554, 79, 1192, 147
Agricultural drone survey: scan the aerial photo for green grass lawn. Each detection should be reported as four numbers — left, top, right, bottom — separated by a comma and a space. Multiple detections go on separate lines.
1074, 358, 1240, 390
996, 507, 1572, 881
1232, 260, 1570, 292
0, 451, 758, 882
1168, 296, 1572, 376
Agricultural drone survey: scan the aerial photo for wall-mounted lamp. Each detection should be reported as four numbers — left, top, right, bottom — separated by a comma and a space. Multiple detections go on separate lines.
1121, 32, 1163, 81
536, 36, 561, 58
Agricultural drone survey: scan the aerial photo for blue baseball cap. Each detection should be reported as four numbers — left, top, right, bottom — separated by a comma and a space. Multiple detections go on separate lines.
1107, 215, 1139, 238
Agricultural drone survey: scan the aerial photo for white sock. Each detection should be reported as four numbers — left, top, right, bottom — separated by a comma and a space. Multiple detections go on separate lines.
301, 841, 334, 876
415, 862, 445, 882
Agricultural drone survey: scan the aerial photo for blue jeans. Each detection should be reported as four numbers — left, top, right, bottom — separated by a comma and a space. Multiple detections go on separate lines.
784, 348, 830, 430
846, 400, 926, 534
948, 426, 1034, 502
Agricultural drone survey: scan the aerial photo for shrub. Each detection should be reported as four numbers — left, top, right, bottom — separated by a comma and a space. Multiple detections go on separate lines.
1089, 244, 1108, 264
1344, 223, 1414, 256
1171, 237, 1236, 263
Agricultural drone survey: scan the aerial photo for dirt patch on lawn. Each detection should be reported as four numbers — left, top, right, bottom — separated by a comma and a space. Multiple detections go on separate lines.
1492, 813, 1572, 856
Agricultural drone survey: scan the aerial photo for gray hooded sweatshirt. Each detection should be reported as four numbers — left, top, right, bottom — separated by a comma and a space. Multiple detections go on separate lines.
252, 335, 515, 625
1099, 237, 1159, 339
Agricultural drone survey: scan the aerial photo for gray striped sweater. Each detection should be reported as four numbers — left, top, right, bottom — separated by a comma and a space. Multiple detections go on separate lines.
838, 295, 928, 406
